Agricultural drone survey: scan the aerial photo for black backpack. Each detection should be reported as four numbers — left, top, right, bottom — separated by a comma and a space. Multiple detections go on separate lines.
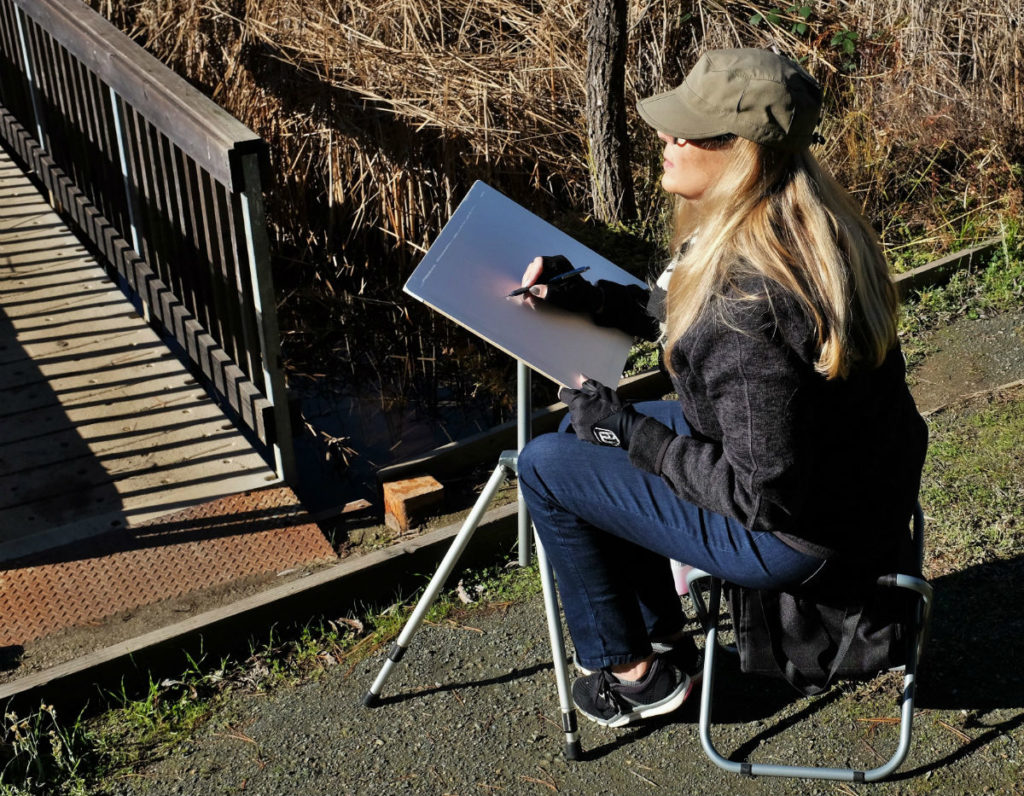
725, 538, 920, 696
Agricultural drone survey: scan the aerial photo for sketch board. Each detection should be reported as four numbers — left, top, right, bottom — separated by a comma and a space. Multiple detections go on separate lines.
404, 182, 645, 388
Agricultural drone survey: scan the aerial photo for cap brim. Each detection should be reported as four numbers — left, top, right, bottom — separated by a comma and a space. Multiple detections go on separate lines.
636, 89, 732, 140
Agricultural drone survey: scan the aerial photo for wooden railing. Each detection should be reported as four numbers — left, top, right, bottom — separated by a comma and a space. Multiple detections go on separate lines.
0, 0, 295, 482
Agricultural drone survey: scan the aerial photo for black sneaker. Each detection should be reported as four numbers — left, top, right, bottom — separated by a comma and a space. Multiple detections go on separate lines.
575, 635, 702, 681
571, 655, 694, 728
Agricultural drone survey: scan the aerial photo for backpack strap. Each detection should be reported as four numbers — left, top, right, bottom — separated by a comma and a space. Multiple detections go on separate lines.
777, 599, 865, 695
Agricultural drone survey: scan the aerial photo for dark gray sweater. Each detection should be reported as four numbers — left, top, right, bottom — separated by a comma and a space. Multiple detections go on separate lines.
600, 278, 927, 559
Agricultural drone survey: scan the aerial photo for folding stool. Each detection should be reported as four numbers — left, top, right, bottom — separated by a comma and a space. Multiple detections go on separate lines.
684, 505, 933, 782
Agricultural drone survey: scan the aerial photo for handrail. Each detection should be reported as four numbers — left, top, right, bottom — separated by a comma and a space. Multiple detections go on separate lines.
12, 0, 259, 192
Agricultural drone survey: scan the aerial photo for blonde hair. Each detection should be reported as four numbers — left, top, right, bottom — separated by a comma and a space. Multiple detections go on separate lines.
664, 138, 897, 380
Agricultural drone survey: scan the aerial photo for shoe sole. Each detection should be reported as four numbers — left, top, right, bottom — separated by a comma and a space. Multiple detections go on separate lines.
577, 674, 695, 729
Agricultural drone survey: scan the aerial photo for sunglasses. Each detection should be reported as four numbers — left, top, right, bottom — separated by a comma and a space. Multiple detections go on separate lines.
671, 133, 737, 149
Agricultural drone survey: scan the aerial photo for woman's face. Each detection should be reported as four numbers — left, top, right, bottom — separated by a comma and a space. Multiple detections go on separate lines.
657, 132, 735, 199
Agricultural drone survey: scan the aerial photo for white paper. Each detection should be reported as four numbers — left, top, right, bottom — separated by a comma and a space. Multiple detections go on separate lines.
404, 182, 645, 388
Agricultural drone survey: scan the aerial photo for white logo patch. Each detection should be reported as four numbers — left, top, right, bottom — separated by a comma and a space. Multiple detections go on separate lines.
594, 427, 621, 446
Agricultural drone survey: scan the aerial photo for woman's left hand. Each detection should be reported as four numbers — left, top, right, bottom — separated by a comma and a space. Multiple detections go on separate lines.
558, 379, 641, 449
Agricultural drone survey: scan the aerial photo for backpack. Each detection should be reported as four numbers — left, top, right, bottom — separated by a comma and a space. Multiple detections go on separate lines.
726, 578, 916, 695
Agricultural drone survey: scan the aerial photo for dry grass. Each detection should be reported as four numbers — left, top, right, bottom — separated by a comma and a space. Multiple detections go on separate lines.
87, 0, 1023, 445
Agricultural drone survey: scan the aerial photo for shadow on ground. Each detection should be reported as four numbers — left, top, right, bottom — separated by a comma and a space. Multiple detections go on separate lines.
918, 554, 1024, 711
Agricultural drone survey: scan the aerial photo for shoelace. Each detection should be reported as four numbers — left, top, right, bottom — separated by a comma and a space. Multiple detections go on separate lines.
596, 671, 627, 710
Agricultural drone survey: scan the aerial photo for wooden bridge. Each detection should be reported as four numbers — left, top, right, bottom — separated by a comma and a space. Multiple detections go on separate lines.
0, 0, 335, 659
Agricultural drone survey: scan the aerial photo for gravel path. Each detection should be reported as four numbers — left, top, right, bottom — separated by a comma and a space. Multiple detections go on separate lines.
102, 590, 1022, 796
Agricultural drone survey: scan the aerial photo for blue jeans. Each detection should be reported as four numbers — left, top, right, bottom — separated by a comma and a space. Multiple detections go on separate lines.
517, 400, 824, 671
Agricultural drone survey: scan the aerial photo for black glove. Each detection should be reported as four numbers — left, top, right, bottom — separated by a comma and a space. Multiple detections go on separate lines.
558, 379, 641, 449
532, 255, 602, 315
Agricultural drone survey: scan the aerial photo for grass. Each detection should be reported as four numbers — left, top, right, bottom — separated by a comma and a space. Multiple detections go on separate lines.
897, 216, 1024, 371
921, 386, 1024, 577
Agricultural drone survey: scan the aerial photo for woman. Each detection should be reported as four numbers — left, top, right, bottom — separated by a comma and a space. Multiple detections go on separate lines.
516, 48, 928, 728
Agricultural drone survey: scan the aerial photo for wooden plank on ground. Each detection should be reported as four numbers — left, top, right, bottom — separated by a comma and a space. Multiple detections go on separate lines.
894, 236, 1003, 298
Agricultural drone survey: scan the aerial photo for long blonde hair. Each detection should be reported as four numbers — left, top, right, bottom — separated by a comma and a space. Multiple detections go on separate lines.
664, 138, 897, 380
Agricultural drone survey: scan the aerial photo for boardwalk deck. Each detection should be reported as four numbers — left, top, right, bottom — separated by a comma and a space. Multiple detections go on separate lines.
0, 146, 281, 562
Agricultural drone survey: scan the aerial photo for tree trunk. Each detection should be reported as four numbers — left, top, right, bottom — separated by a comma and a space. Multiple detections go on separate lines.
586, 0, 636, 225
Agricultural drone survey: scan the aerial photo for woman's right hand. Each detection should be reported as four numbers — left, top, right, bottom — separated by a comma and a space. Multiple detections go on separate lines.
520, 255, 593, 309
520, 256, 550, 299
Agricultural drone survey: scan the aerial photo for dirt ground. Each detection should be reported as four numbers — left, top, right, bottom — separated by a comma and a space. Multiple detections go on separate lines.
907, 310, 1024, 413
4, 309, 1024, 796
98, 568, 1023, 796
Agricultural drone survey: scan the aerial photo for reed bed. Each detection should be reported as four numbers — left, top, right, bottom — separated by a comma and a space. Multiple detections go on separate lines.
89, 0, 1022, 474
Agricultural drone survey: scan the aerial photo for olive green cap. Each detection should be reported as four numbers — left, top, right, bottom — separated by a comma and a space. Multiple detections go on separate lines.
636, 48, 823, 151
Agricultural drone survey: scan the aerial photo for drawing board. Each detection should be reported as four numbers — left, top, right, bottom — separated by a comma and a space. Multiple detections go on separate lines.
404, 181, 646, 388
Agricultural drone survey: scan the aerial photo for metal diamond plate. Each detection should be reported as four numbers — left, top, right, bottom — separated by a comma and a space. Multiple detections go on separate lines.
0, 486, 336, 646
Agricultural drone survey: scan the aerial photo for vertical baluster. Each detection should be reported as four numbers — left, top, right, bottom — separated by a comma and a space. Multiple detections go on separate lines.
225, 182, 263, 386
201, 170, 235, 362
109, 87, 147, 318
13, 4, 44, 147
141, 121, 182, 337
162, 136, 203, 340
180, 153, 219, 352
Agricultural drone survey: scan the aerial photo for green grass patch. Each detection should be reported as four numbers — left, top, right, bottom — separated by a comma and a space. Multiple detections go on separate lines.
900, 217, 1023, 335
898, 217, 1023, 371
920, 385, 1024, 577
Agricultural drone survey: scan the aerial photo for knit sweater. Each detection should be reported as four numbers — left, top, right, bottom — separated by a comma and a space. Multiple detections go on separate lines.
599, 277, 927, 559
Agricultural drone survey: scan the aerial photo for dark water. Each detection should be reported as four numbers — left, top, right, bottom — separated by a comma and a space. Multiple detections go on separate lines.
290, 377, 519, 512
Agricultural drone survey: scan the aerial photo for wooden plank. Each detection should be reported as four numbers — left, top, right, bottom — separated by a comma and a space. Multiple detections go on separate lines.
894, 236, 1003, 298
0, 356, 191, 419
18, 323, 161, 366
0, 416, 269, 510
2, 304, 138, 345
0, 377, 206, 448
0, 461, 277, 562
1, 273, 118, 305
0, 398, 229, 475
0, 337, 170, 391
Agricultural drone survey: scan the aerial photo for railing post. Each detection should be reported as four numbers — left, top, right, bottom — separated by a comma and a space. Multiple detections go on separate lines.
13, 4, 45, 148
236, 149, 297, 485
